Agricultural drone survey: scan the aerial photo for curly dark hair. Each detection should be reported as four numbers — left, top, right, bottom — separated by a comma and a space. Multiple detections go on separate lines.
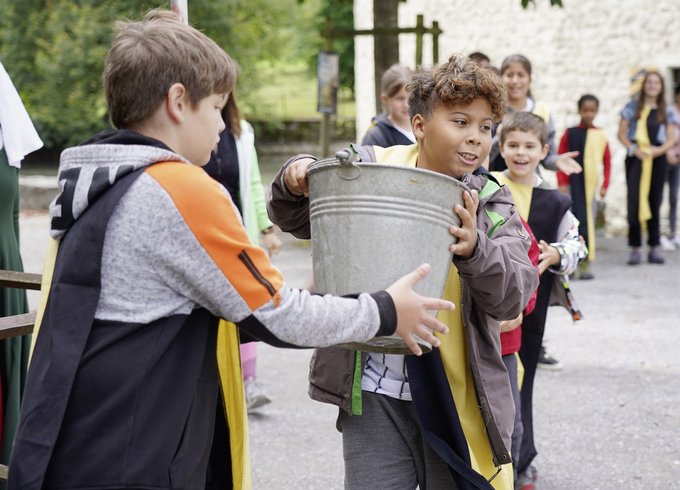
407, 53, 507, 123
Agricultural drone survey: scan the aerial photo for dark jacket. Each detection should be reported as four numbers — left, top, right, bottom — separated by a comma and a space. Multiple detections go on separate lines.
361, 113, 414, 147
9, 164, 225, 490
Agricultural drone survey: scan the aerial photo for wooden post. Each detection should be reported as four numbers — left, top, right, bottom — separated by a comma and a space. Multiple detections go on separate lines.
319, 34, 333, 157
432, 21, 441, 64
373, 0, 401, 114
415, 15, 424, 66
310, 13, 444, 153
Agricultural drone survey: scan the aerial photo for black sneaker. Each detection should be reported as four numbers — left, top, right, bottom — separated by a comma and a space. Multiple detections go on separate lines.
648, 249, 665, 264
577, 262, 594, 280
627, 250, 642, 265
537, 345, 563, 371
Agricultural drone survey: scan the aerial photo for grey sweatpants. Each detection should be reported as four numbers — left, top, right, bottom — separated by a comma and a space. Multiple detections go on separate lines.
502, 352, 523, 483
337, 391, 458, 490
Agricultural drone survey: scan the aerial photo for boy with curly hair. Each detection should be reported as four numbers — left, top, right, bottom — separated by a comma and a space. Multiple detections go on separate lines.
268, 54, 539, 489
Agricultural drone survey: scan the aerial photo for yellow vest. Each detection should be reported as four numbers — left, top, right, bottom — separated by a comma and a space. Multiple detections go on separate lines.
373, 144, 514, 489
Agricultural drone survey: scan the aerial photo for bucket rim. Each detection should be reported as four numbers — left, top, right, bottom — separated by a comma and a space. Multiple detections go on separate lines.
308, 158, 470, 190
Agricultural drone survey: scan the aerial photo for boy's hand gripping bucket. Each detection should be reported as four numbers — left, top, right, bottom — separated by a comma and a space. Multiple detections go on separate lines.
308, 148, 468, 355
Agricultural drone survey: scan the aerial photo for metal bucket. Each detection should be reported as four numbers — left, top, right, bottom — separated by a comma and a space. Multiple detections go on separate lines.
308, 149, 469, 354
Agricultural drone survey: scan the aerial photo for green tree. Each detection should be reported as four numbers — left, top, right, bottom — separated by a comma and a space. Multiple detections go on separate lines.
0, 0, 321, 148
0, 0, 163, 147
315, 0, 354, 94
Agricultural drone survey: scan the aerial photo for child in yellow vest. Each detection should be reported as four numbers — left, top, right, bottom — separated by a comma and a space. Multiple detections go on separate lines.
493, 111, 587, 489
557, 94, 612, 279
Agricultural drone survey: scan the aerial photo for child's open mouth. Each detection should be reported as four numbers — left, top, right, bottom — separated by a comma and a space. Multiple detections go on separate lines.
458, 152, 478, 164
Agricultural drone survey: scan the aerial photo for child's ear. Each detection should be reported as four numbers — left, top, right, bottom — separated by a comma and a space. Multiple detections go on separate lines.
541, 143, 549, 159
166, 83, 188, 124
412, 114, 425, 140
380, 94, 389, 111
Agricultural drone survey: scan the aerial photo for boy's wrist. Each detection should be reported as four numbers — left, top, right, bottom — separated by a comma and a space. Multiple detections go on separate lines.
548, 243, 567, 272
370, 290, 397, 336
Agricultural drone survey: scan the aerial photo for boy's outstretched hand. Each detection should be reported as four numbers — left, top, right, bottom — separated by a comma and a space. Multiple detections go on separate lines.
556, 151, 582, 175
386, 263, 453, 356
449, 190, 479, 259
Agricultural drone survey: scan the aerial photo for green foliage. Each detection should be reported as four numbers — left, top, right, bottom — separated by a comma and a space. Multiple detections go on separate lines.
0, 0, 165, 146
0, 0, 562, 148
29, 3, 117, 145
313, 0, 354, 94
247, 63, 355, 120
0, 0, 322, 148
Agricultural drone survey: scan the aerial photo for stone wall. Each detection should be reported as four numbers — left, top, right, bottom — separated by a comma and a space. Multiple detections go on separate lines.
354, 0, 680, 234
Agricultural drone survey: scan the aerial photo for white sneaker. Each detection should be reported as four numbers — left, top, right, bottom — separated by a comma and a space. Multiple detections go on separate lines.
660, 235, 675, 251
671, 235, 680, 250
244, 378, 271, 412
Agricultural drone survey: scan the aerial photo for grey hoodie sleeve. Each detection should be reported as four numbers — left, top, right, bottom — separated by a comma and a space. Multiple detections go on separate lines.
98, 163, 397, 348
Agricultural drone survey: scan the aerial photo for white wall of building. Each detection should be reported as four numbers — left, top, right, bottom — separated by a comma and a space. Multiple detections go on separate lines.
354, 0, 680, 233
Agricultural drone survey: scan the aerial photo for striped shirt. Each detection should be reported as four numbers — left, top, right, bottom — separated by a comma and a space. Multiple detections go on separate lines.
362, 353, 411, 401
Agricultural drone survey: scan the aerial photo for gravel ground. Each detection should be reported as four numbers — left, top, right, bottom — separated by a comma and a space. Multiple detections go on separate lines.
18, 212, 680, 489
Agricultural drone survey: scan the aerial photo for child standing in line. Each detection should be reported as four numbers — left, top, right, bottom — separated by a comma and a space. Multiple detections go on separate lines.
488, 55, 580, 371
661, 84, 680, 250
204, 92, 282, 412
269, 54, 539, 489
493, 111, 587, 490
361, 64, 415, 147
7, 11, 453, 490
499, 218, 539, 488
557, 94, 611, 280
487, 54, 581, 176
617, 70, 678, 265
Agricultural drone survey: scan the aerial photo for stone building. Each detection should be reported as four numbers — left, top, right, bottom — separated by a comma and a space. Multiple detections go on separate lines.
353, 0, 680, 233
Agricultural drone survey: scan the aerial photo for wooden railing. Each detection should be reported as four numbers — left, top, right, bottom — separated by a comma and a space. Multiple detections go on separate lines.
0, 269, 42, 480
0, 270, 41, 340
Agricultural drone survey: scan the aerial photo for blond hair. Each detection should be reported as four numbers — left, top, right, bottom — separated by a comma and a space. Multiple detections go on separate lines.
104, 9, 238, 129
407, 53, 507, 123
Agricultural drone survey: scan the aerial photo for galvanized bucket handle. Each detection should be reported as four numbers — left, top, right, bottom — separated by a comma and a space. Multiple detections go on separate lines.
335, 147, 362, 181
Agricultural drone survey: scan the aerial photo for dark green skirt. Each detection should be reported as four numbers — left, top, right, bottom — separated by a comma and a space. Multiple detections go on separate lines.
0, 150, 31, 465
